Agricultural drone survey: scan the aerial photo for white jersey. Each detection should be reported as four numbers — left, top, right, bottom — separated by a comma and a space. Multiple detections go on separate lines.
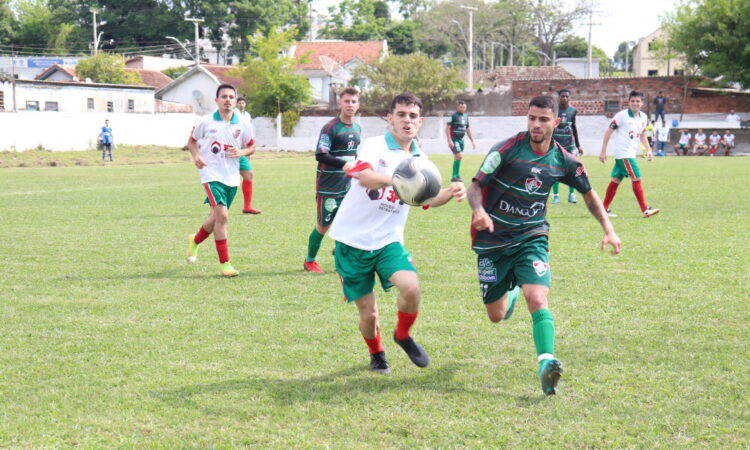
708, 134, 721, 146
329, 131, 426, 251
609, 109, 648, 159
679, 133, 691, 145
655, 126, 670, 142
694, 133, 706, 145
190, 110, 254, 187
723, 133, 735, 145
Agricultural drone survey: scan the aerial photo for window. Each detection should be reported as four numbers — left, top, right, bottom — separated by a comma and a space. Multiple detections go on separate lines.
26, 101, 39, 111
647, 70, 659, 76
87, 98, 94, 110
604, 100, 620, 114
107, 101, 113, 112
128, 99, 134, 111
674, 69, 684, 76
45, 101, 58, 111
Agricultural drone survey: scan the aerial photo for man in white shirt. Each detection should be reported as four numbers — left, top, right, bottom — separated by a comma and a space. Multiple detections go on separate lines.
692, 129, 707, 156
185, 84, 256, 277
329, 92, 466, 374
674, 129, 691, 155
708, 130, 722, 156
722, 130, 736, 156
726, 110, 741, 122
654, 120, 671, 156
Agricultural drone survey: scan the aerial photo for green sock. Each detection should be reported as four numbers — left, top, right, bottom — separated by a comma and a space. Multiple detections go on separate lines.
552, 182, 560, 195
532, 309, 555, 358
306, 228, 324, 262
452, 159, 461, 178
569, 186, 575, 195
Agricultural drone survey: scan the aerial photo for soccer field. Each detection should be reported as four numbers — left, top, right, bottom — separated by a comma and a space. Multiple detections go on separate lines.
1, 153, 748, 447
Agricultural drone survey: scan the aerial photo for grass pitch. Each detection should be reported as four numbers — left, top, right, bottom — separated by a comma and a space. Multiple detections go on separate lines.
0, 151, 748, 447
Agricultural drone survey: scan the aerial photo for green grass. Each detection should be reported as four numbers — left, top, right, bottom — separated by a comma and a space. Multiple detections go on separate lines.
1, 151, 748, 447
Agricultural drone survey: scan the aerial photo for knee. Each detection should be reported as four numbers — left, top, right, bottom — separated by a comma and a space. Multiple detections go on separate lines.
399, 283, 421, 304
456, 153, 463, 160
525, 292, 548, 312
487, 310, 504, 323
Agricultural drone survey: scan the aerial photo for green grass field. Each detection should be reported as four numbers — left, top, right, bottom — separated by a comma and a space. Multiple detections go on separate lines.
1, 151, 748, 447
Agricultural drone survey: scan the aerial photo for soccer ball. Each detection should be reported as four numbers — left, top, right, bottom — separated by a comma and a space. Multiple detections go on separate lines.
391, 157, 442, 206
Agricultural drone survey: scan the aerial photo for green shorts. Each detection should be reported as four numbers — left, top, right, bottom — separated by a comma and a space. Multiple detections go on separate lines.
239, 156, 252, 171
451, 138, 465, 154
610, 158, 642, 180
317, 195, 343, 227
203, 181, 237, 208
335, 241, 416, 302
477, 235, 551, 304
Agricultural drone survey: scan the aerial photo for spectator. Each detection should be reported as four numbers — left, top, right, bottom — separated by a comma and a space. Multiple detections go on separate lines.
654, 120, 670, 156
653, 91, 666, 122
726, 110, 741, 122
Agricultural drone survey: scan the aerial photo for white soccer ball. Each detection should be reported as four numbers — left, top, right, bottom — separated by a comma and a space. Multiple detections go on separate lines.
391, 157, 442, 206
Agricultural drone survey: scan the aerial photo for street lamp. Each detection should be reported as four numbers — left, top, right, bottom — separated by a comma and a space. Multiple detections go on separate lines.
533, 50, 551, 65
460, 5, 478, 91
166, 36, 194, 60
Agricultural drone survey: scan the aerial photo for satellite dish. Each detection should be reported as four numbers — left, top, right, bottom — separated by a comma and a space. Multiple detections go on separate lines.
192, 90, 204, 100
320, 55, 352, 83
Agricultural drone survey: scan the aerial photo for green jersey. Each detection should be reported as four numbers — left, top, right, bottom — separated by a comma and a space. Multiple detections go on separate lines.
447, 112, 470, 140
315, 116, 361, 197
471, 132, 592, 254
552, 106, 579, 152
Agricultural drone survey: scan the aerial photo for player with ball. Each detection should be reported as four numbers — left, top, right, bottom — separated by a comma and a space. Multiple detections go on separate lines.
328, 92, 466, 374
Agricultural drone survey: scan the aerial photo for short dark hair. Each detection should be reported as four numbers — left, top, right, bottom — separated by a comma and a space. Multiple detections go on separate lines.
389, 92, 423, 114
529, 95, 558, 116
339, 87, 360, 99
629, 90, 643, 99
216, 83, 236, 98
558, 89, 571, 96
457, 100, 466, 106
237, 96, 246, 102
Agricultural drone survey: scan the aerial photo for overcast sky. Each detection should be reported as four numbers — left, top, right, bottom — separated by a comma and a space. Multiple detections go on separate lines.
312, 0, 678, 58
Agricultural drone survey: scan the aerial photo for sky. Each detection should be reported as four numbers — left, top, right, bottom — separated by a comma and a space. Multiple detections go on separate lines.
312, 0, 677, 58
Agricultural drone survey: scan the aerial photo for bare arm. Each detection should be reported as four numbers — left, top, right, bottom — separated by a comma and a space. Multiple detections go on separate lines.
445, 125, 454, 149
640, 132, 653, 160
187, 138, 206, 169
467, 127, 476, 148
582, 189, 621, 255
599, 127, 614, 163
358, 168, 392, 190
468, 181, 494, 233
427, 182, 466, 207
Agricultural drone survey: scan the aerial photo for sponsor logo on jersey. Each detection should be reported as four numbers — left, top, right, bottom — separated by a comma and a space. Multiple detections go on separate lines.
478, 257, 497, 282
499, 200, 545, 218
211, 141, 221, 154
525, 177, 543, 194
575, 166, 585, 177
480, 152, 501, 174
531, 167, 542, 175
319, 134, 331, 151
533, 260, 548, 276
347, 140, 355, 151
324, 198, 338, 212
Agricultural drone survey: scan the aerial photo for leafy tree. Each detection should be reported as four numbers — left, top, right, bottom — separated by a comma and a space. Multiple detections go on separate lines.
319, 0, 390, 41
384, 20, 421, 55
613, 41, 636, 72
665, 0, 750, 87
162, 65, 190, 79
390, 0, 431, 19
531, 0, 590, 64
11, 0, 58, 54
75, 52, 142, 85
352, 53, 461, 113
553, 35, 611, 73
0, 0, 15, 45
232, 26, 312, 117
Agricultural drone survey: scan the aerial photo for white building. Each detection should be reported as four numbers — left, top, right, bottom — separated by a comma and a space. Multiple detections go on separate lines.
555, 58, 599, 78
155, 64, 244, 115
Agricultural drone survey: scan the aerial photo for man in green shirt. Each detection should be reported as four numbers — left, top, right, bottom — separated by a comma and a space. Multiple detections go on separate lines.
468, 95, 621, 395
551, 89, 583, 204
445, 101, 476, 182
303, 87, 362, 273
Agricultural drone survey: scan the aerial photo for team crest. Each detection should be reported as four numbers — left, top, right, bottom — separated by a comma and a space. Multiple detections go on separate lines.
525, 177, 543, 194
575, 166, 586, 176
532, 261, 548, 277
480, 152, 501, 174
324, 198, 338, 212
210, 141, 221, 154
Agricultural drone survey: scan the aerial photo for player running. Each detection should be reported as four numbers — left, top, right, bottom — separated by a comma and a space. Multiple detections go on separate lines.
468, 95, 621, 395
445, 100, 476, 182
303, 87, 362, 273
599, 90, 660, 218
236, 97, 261, 214
185, 84, 256, 277
329, 92, 465, 374
551, 89, 583, 204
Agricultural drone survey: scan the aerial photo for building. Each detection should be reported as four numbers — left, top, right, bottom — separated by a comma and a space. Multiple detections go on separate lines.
0, 56, 84, 81
291, 40, 387, 103
34, 64, 173, 91
555, 58, 600, 79
155, 64, 244, 115
632, 29, 686, 77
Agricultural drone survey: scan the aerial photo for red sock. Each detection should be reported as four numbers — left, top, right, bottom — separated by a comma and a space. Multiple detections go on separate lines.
395, 311, 418, 340
363, 330, 384, 355
242, 180, 253, 209
632, 180, 648, 211
603, 182, 619, 210
215, 239, 229, 263
194, 226, 210, 244
709, 147, 716, 155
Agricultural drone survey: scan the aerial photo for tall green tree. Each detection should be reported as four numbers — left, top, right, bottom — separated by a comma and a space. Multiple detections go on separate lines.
75, 52, 142, 84
352, 53, 461, 113
319, 0, 390, 41
553, 35, 611, 73
665, 0, 750, 87
232, 26, 312, 117
0, 0, 14, 45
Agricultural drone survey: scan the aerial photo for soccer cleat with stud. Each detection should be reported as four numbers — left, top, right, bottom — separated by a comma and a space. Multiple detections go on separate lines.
642, 207, 660, 218
568, 193, 577, 203
370, 351, 391, 374
394, 333, 430, 367
220, 262, 239, 277
551, 195, 560, 204
504, 286, 520, 320
186, 234, 199, 263
606, 209, 617, 218
539, 358, 563, 395
303, 260, 324, 273
450, 176, 463, 182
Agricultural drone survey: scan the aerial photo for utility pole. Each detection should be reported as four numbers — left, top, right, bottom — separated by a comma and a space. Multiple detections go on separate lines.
185, 18, 205, 65
90, 8, 99, 56
584, 10, 601, 78
10, 45, 16, 112
460, 5, 478, 91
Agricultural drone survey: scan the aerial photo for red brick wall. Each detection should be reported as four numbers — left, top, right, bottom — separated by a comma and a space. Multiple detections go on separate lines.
511, 76, 749, 116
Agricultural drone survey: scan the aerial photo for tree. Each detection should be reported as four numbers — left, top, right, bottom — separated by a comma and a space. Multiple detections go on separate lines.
553, 35, 612, 74
75, 53, 142, 85
665, 0, 750, 87
531, 0, 590, 64
232, 27, 312, 117
0, 0, 14, 45
352, 53, 462, 113
319, 0, 390, 41
384, 20, 421, 55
